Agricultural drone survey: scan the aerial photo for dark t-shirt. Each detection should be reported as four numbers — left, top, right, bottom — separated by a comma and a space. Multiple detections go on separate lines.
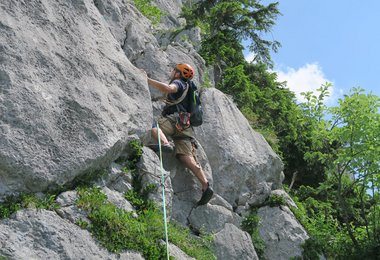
167, 79, 187, 100
163, 79, 190, 115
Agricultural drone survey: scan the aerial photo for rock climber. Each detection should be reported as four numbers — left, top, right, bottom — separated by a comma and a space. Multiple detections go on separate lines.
145, 63, 213, 206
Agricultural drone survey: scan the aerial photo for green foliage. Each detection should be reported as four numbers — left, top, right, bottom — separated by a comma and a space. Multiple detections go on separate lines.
125, 139, 143, 171
117, 139, 143, 192
0, 193, 59, 219
0, 195, 22, 219
299, 237, 324, 260
290, 174, 380, 259
76, 218, 89, 229
182, 0, 281, 68
266, 194, 286, 207
218, 62, 301, 159
290, 193, 337, 258
76, 186, 166, 257
124, 188, 156, 213
76, 186, 215, 259
241, 211, 266, 259
183, 2, 379, 259
168, 222, 216, 260
201, 68, 212, 88
133, 0, 162, 25
295, 87, 380, 257
283, 83, 333, 188
70, 169, 107, 188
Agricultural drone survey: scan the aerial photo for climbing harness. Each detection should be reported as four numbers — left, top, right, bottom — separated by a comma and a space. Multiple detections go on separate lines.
157, 123, 170, 260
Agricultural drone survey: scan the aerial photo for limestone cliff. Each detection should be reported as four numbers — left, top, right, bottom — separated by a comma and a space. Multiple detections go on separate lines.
0, 0, 308, 259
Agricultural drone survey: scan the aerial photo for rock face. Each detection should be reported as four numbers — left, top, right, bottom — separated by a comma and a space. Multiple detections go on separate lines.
0, 209, 144, 260
0, 0, 309, 259
0, 0, 151, 197
195, 88, 284, 206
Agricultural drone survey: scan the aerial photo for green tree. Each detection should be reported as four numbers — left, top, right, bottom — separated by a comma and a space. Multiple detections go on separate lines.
217, 62, 301, 155
286, 83, 333, 188
182, 0, 281, 84
299, 86, 380, 258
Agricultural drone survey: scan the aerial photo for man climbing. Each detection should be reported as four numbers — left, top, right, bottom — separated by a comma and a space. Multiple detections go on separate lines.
146, 63, 213, 206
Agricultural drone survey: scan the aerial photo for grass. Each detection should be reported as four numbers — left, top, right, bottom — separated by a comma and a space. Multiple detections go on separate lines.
76, 186, 215, 259
266, 193, 286, 207
241, 210, 266, 259
133, 0, 162, 25
0, 193, 59, 219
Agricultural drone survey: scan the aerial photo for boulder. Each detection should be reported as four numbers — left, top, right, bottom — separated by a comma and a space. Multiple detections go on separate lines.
188, 204, 241, 234
55, 190, 90, 225
214, 223, 259, 260
258, 206, 309, 260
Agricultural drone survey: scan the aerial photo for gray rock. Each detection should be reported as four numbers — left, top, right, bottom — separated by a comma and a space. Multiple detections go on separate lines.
119, 251, 145, 260
271, 189, 298, 208
101, 162, 134, 193
235, 204, 251, 218
168, 243, 195, 260
195, 88, 284, 206
93, 0, 148, 46
162, 140, 213, 225
247, 182, 272, 207
258, 206, 309, 260
209, 193, 234, 211
0, 0, 151, 198
137, 147, 173, 212
55, 205, 90, 226
171, 195, 195, 225
214, 223, 259, 260
55, 190, 89, 224
188, 204, 241, 234
56, 191, 79, 207
102, 187, 135, 212
0, 209, 143, 260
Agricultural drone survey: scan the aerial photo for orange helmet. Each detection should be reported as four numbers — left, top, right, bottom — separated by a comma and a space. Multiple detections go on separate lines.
175, 63, 194, 80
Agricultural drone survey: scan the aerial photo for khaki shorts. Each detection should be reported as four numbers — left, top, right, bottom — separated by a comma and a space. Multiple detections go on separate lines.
157, 115, 195, 156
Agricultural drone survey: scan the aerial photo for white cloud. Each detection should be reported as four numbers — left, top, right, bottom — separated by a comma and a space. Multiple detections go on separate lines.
275, 63, 334, 103
245, 52, 256, 63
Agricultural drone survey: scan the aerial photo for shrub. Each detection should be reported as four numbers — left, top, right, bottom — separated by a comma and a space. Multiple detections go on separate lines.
133, 0, 162, 25
266, 193, 286, 207
241, 211, 266, 259
76, 186, 215, 259
0, 193, 59, 219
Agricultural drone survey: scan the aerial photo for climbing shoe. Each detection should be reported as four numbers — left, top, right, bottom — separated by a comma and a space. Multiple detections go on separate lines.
147, 143, 174, 153
197, 183, 214, 206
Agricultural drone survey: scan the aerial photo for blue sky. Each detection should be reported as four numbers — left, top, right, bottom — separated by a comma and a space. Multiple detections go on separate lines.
245, 1, 380, 104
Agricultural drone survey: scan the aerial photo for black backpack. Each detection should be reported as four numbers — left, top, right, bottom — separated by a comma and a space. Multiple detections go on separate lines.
187, 81, 203, 127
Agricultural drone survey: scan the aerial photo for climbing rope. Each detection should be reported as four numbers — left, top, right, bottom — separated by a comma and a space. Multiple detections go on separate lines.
157, 123, 170, 260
